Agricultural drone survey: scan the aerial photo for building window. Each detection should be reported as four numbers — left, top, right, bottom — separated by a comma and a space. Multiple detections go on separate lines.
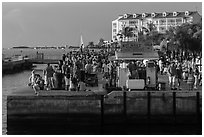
151, 13, 156, 18
186, 17, 193, 23
163, 12, 167, 17
185, 11, 189, 16
168, 19, 175, 25
159, 26, 166, 31
129, 20, 138, 26
133, 14, 137, 18
113, 29, 117, 32
176, 18, 182, 23
142, 13, 146, 18
176, 18, 182, 25
153, 20, 159, 25
173, 12, 177, 16
113, 23, 117, 28
159, 19, 166, 25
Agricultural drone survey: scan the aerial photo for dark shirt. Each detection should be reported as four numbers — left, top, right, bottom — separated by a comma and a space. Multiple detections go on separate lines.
44, 66, 54, 77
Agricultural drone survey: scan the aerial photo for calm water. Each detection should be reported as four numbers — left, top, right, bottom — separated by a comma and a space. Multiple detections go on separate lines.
2, 64, 48, 95
2, 48, 71, 134
3, 48, 71, 59
2, 64, 47, 135
2, 48, 68, 135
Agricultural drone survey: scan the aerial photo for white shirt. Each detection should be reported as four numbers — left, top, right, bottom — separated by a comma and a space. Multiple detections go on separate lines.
103, 64, 109, 73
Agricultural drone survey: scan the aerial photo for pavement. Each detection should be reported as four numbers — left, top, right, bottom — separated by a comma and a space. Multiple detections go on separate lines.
9, 71, 202, 97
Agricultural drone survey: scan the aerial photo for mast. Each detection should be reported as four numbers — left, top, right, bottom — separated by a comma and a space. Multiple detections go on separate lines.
80, 35, 84, 49
80, 35, 84, 53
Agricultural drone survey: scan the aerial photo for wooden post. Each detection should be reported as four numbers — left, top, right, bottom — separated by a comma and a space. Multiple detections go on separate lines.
100, 95, 104, 134
147, 92, 151, 134
147, 92, 151, 122
173, 92, 176, 124
123, 90, 127, 118
196, 92, 200, 124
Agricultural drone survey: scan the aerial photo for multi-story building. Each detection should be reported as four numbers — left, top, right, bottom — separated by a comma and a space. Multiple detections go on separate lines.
112, 11, 202, 41
112, 16, 123, 41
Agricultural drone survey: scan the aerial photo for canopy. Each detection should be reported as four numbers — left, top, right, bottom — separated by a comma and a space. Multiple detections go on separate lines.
115, 51, 159, 60
113, 41, 159, 60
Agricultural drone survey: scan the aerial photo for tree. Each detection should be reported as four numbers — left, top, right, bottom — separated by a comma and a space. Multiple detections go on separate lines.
147, 22, 156, 33
121, 26, 134, 41
98, 38, 105, 48
88, 41, 94, 48
140, 22, 160, 46
165, 22, 202, 60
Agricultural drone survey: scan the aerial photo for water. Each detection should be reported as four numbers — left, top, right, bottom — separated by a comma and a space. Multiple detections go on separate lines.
3, 48, 71, 59
2, 48, 70, 134
2, 71, 30, 134
2, 64, 47, 135
2, 48, 68, 135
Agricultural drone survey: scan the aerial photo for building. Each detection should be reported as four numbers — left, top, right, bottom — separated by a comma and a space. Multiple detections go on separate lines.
112, 16, 123, 41
112, 11, 202, 41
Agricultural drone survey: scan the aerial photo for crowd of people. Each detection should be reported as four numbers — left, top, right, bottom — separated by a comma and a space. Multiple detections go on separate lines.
28, 49, 117, 95
28, 48, 202, 95
158, 54, 202, 90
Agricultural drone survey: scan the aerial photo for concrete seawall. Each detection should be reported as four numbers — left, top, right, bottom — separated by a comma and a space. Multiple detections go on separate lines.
7, 91, 202, 135
3, 60, 33, 74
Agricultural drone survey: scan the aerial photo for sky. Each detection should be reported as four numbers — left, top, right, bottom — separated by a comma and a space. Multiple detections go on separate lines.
2, 2, 202, 48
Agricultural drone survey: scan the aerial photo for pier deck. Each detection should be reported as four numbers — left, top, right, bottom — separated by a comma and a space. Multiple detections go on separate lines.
6, 73, 202, 135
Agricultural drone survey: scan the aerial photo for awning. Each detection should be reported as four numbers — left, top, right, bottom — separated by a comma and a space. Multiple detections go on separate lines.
115, 51, 159, 60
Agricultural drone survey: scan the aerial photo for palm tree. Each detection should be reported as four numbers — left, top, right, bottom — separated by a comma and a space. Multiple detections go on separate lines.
98, 38, 105, 48
147, 22, 156, 32
88, 41, 94, 48
117, 32, 123, 42
121, 26, 134, 41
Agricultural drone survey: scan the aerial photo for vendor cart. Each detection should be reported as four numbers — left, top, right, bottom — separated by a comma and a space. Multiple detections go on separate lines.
113, 42, 159, 90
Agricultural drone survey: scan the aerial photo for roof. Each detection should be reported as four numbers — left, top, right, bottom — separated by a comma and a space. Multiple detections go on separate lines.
119, 11, 199, 20
115, 41, 159, 60
115, 51, 159, 60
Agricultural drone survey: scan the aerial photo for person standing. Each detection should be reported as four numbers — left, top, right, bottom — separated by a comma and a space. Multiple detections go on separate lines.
158, 59, 163, 75
29, 70, 36, 87
193, 66, 199, 89
102, 61, 109, 79
62, 61, 71, 91
182, 60, 188, 82
85, 61, 93, 74
62, 54, 66, 62
176, 63, 182, 90
168, 62, 177, 90
187, 68, 194, 90
43, 63, 54, 90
